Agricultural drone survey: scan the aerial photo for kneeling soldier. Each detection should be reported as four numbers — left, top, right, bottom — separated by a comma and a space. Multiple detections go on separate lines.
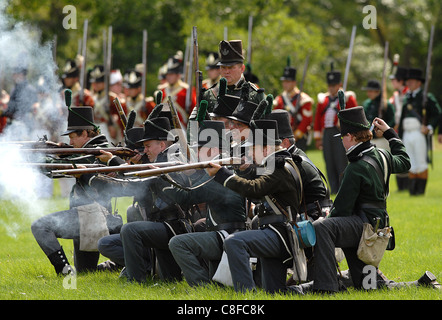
206, 119, 303, 293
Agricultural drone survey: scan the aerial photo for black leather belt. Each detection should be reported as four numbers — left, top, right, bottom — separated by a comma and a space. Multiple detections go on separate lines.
208, 221, 246, 232
258, 214, 287, 228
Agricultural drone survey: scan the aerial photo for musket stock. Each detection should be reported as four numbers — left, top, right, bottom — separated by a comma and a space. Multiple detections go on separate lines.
113, 97, 127, 130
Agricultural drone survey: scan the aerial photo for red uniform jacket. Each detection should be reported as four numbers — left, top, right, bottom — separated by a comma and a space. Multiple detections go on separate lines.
274, 91, 313, 139
160, 79, 196, 127
313, 92, 357, 139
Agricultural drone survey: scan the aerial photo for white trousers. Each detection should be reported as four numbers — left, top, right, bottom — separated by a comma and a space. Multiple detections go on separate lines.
402, 118, 427, 173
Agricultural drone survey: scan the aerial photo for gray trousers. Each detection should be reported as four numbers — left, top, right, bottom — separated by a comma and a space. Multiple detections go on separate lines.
322, 127, 348, 194
224, 228, 287, 293
97, 233, 152, 270
312, 215, 365, 292
120, 221, 181, 283
168, 231, 222, 286
31, 208, 99, 272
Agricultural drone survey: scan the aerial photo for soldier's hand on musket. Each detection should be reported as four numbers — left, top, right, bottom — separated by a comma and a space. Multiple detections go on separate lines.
315, 138, 323, 151
71, 165, 87, 178
372, 117, 390, 135
205, 162, 221, 176
128, 150, 143, 165
96, 150, 113, 163
420, 125, 431, 135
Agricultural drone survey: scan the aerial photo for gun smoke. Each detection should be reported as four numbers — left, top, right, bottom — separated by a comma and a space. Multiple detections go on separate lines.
0, 2, 69, 238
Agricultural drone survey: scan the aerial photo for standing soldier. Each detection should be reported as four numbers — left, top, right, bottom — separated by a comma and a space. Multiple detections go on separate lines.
90, 64, 126, 144
124, 69, 155, 127
110, 69, 125, 100
361, 79, 395, 150
61, 57, 95, 108
160, 51, 196, 128
389, 66, 409, 190
202, 40, 265, 113
389, 66, 409, 131
398, 68, 441, 195
202, 52, 221, 90
2, 65, 38, 139
274, 65, 313, 151
313, 64, 357, 194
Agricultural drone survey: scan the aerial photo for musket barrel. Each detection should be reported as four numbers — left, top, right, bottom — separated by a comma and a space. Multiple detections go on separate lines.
124, 157, 243, 177
50, 161, 182, 176
18, 163, 105, 170
343, 25, 356, 92
21, 147, 137, 157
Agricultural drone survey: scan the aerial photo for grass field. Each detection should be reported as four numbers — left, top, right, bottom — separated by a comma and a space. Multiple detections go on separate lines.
0, 141, 441, 304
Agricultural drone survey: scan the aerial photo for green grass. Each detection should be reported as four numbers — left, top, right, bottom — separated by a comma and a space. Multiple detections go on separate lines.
0, 143, 441, 302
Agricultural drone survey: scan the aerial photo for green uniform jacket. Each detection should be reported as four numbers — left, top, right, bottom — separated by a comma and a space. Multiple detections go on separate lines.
214, 150, 301, 216
330, 129, 410, 228
362, 95, 396, 128
201, 75, 265, 113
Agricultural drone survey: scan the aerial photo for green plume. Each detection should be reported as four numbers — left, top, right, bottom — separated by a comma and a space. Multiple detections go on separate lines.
264, 94, 274, 116
251, 99, 268, 121
64, 89, 72, 107
148, 103, 164, 119
196, 100, 208, 124
219, 78, 227, 97
155, 90, 163, 105
338, 89, 346, 109
126, 110, 137, 130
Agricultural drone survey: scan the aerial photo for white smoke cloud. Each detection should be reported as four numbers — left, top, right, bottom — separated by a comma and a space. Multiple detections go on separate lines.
0, 1, 69, 237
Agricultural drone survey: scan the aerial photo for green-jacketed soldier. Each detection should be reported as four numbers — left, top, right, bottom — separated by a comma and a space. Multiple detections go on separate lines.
197, 40, 265, 114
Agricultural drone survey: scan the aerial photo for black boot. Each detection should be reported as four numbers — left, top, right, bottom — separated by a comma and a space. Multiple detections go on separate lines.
418, 271, 441, 290
408, 178, 417, 195
415, 179, 427, 195
47, 247, 71, 275
396, 175, 409, 191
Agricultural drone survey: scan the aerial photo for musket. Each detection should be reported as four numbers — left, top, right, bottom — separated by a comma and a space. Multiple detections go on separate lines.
50, 160, 182, 176
113, 97, 127, 130
379, 41, 389, 118
422, 25, 435, 126
79, 19, 88, 105
192, 26, 203, 111
104, 26, 113, 116
422, 25, 435, 168
293, 53, 310, 113
141, 30, 148, 100
247, 15, 253, 64
21, 147, 137, 158
185, 33, 193, 110
343, 25, 356, 92
168, 96, 193, 161
124, 157, 243, 177
18, 163, 105, 170
0, 139, 72, 149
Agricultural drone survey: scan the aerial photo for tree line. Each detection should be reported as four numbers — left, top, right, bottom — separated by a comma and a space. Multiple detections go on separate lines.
6, 0, 442, 108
